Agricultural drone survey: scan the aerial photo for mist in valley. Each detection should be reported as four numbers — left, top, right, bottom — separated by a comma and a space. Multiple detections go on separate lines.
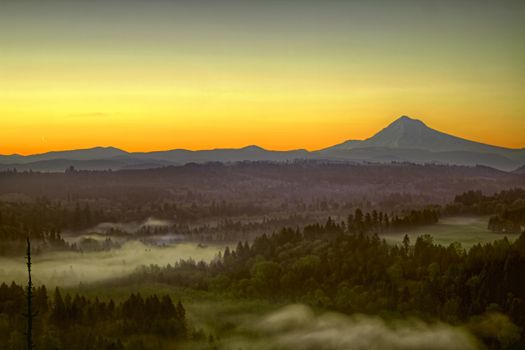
0, 184, 523, 349
1, 0, 524, 347
199, 304, 519, 350
0, 241, 223, 286
79, 217, 174, 236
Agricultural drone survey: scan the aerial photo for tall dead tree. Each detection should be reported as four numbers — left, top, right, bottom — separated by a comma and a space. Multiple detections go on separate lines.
25, 237, 35, 350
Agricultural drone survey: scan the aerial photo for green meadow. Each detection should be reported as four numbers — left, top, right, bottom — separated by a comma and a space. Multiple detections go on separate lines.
381, 216, 521, 249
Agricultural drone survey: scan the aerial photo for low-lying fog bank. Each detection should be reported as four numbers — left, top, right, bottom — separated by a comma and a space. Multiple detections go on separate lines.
0, 241, 223, 286
207, 304, 518, 350
2, 216, 518, 288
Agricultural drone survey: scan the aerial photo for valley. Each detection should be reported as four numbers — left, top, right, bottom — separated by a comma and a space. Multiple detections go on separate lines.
3, 0, 524, 348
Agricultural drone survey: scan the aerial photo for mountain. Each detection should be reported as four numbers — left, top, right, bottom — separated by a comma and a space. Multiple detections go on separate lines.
323, 116, 521, 155
0, 146, 127, 164
317, 116, 525, 171
1, 116, 524, 172
0, 146, 310, 172
0, 158, 171, 172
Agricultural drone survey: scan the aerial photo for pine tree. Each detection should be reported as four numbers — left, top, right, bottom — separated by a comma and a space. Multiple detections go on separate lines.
25, 238, 35, 350
51, 287, 66, 326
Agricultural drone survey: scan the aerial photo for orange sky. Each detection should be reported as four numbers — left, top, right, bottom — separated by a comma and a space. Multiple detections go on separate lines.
1, 0, 524, 155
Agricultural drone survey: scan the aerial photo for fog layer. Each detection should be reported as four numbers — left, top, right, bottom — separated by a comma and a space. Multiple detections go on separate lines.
222, 304, 480, 350
0, 241, 222, 286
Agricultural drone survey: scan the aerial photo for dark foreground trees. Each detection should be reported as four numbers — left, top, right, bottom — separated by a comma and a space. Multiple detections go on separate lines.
0, 284, 187, 350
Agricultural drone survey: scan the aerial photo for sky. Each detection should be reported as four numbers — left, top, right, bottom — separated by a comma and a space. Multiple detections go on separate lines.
1, 0, 524, 155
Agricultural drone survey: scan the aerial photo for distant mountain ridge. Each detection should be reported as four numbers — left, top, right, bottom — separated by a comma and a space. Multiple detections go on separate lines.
323, 116, 522, 155
318, 116, 525, 170
1, 116, 524, 172
0, 146, 128, 164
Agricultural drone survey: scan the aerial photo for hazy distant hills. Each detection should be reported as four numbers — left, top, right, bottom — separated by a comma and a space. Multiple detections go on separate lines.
1, 116, 524, 172
130, 145, 310, 164
0, 146, 311, 172
0, 146, 128, 164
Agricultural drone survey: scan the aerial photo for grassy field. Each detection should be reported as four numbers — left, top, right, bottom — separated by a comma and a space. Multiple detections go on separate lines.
65, 282, 282, 349
380, 216, 520, 248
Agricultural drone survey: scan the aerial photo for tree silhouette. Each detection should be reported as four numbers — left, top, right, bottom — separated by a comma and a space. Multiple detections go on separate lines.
25, 238, 35, 350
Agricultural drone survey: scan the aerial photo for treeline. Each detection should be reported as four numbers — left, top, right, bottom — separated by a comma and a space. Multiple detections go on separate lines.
0, 197, 106, 232
0, 197, 439, 255
1, 188, 522, 256
2, 162, 522, 220
168, 207, 439, 243
0, 283, 188, 350
446, 188, 525, 233
446, 188, 525, 216
0, 200, 68, 255
488, 206, 525, 234
0, 198, 107, 255
132, 218, 525, 348
345, 207, 439, 234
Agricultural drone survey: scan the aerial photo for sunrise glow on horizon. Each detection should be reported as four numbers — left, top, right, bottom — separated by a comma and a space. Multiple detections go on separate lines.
1, 0, 524, 155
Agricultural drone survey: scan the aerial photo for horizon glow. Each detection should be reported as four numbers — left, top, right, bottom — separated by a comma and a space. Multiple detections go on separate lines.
1, 0, 524, 155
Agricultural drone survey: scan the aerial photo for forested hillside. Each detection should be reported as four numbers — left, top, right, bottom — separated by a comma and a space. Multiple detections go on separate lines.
130, 219, 525, 349
0, 284, 188, 350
